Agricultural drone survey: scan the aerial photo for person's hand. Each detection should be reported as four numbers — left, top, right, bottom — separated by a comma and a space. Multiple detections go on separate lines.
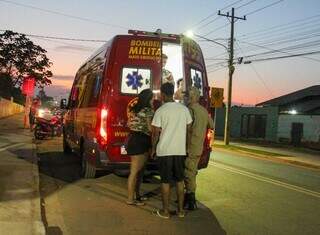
150, 148, 156, 160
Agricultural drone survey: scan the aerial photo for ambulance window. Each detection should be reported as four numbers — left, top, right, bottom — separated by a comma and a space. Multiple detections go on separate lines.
121, 67, 151, 94
69, 74, 80, 108
76, 73, 88, 108
81, 71, 100, 108
190, 68, 204, 96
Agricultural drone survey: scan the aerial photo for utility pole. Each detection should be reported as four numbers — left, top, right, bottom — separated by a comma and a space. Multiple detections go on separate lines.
218, 8, 246, 145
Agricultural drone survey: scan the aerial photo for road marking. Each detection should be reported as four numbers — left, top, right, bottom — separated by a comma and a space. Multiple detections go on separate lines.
0, 143, 24, 152
209, 161, 320, 199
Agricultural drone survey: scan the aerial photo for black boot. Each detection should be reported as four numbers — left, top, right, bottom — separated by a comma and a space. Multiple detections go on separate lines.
183, 193, 191, 208
187, 192, 197, 210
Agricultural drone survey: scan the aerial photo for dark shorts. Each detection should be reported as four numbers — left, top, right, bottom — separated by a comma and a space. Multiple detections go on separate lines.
126, 131, 151, 155
158, 156, 185, 183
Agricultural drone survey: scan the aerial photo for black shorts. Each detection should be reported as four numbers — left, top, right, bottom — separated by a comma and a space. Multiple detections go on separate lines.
126, 131, 151, 155
158, 156, 185, 183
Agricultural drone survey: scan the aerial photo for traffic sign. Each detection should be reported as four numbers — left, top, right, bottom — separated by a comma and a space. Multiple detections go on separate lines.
210, 87, 224, 108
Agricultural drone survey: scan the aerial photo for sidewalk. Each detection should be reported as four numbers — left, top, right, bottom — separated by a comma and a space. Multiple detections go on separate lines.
0, 113, 45, 235
214, 139, 320, 169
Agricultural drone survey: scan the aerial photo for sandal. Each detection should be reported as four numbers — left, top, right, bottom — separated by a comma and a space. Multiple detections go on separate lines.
152, 209, 170, 219
136, 196, 148, 201
177, 210, 186, 218
126, 200, 145, 206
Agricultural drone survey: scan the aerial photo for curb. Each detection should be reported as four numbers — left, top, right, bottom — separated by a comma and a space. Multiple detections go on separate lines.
213, 147, 320, 171
31, 141, 46, 235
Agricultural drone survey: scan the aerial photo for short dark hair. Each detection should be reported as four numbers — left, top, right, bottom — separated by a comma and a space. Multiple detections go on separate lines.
161, 83, 174, 96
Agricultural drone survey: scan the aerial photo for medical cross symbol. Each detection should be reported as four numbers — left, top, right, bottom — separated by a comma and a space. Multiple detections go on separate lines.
193, 73, 202, 90
126, 71, 143, 90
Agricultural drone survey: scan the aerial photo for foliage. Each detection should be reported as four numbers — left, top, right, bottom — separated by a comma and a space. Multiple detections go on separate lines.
0, 30, 53, 89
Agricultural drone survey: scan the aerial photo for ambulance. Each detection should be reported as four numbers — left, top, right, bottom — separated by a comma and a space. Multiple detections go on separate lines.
63, 30, 212, 178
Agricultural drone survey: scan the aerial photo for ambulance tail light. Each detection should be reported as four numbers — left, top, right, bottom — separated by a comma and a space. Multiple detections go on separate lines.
97, 107, 108, 146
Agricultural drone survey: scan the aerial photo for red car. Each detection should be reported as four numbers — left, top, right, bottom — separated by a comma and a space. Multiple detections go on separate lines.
63, 30, 212, 178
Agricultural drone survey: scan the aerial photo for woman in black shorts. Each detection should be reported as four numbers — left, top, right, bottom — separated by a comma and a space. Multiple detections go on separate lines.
126, 89, 154, 206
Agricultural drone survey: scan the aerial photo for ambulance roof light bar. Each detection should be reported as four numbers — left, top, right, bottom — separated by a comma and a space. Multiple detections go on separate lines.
128, 29, 180, 39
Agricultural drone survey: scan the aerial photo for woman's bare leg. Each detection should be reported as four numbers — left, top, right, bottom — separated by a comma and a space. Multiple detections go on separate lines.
127, 154, 147, 202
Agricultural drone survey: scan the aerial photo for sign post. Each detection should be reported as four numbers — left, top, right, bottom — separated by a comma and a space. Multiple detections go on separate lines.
210, 87, 224, 146
21, 76, 35, 129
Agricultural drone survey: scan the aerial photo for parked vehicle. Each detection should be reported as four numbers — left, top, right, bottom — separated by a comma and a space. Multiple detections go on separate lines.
34, 108, 62, 139
63, 30, 212, 178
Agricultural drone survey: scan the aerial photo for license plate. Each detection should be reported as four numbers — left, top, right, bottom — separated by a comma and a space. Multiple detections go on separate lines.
120, 145, 127, 155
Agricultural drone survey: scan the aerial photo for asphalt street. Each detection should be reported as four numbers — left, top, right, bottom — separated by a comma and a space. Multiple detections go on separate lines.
36, 137, 320, 235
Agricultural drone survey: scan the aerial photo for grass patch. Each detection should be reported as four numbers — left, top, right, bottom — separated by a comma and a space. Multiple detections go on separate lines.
213, 144, 290, 157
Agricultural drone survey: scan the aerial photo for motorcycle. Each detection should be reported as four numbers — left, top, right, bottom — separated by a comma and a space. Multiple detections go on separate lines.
34, 108, 62, 140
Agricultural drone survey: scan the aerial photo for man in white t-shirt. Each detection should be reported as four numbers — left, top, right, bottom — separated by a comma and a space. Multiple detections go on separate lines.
151, 83, 192, 219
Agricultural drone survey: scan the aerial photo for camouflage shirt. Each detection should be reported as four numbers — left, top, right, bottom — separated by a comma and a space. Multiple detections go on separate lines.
128, 107, 154, 136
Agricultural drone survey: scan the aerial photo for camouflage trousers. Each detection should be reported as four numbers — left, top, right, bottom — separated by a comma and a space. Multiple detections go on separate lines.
184, 154, 201, 193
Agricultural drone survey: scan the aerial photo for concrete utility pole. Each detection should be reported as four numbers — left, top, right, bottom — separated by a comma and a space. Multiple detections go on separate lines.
218, 8, 246, 145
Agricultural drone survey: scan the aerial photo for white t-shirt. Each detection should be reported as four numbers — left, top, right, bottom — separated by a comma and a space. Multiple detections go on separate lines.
151, 102, 192, 156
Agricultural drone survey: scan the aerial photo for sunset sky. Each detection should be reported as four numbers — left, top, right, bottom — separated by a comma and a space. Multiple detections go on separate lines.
1, 0, 319, 104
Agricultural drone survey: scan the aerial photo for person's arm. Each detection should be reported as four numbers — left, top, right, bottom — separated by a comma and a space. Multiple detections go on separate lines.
150, 110, 161, 158
151, 125, 161, 159
186, 123, 192, 154
186, 108, 193, 154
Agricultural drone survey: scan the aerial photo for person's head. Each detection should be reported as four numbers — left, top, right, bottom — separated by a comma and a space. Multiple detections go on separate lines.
189, 87, 200, 104
162, 54, 168, 67
131, 88, 154, 113
160, 83, 174, 102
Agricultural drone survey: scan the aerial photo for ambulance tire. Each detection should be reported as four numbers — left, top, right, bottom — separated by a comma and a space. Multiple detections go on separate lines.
80, 148, 96, 179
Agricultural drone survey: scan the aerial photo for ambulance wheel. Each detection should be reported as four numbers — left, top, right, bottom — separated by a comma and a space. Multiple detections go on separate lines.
81, 150, 96, 178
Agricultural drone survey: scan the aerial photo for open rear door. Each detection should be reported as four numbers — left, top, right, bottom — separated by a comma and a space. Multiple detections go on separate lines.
182, 37, 211, 169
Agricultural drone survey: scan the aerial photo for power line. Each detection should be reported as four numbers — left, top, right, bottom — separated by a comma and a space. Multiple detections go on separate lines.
238, 14, 320, 39
196, 17, 221, 31
238, 40, 320, 62
203, 0, 285, 37
191, 0, 244, 29
191, 0, 246, 29
242, 39, 320, 58
244, 0, 285, 16
203, 23, 231, 37
235, 41, 275, 98
235, 34, 320, 57
0, 0, 128, 30
241, 20, 320, 41
236, 0, 259, 9
207, 66, 228, 74
0, 29, 107, 42
245, 50, 320, 62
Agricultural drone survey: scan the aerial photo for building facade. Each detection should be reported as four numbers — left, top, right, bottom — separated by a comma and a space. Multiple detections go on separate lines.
215, 85, 320, 148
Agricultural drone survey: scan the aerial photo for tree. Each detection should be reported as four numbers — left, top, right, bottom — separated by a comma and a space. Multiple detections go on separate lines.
0, 30, 53, 89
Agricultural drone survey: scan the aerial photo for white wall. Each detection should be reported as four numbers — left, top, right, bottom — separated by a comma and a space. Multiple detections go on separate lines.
277, 115, 320, 142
